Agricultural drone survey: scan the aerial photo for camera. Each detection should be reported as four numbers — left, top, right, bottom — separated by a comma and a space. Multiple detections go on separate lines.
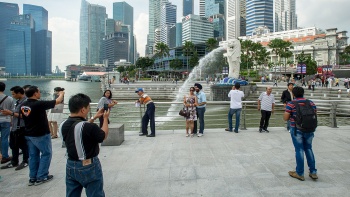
103, 104, 109, 111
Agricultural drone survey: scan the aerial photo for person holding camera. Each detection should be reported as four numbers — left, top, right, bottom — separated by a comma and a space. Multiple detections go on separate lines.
97, 90, 118, 128
47, 87, 65, 139
21, 86, 64, 186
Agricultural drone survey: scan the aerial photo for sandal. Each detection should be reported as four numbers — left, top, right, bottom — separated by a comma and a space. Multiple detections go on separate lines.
186, 134, 189, 137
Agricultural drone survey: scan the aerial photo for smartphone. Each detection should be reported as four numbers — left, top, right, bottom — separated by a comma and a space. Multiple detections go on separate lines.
103, 104, 109, 111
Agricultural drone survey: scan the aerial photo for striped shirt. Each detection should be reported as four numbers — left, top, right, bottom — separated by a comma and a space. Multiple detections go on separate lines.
139, 93, 153, 105
285, 98, 317, 127
258, 92, 275, 111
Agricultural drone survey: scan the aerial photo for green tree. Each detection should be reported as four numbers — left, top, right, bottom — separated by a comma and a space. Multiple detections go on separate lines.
116, 66, 125, 73
305, 56, 317, 75
154, 42, 170, 71
206, 38, 218, 52
183, 41, 195, 72
135, 57, 155, 70
340, 45, 350, 65
189, 51, 199, 68
169, 58, 183, 71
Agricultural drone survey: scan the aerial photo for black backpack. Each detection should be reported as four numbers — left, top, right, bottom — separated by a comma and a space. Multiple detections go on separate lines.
292, 100, 317, 133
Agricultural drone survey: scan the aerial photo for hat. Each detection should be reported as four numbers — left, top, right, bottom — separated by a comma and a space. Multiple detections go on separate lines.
135, 88, 144, 93
194, 83, 202, 90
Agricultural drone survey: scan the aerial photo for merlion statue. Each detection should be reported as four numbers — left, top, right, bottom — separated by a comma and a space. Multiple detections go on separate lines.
221, 39, 241, 79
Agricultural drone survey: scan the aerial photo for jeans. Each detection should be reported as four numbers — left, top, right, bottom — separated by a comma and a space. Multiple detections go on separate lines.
197, 107, 206, 134
66, 157, 105, 197
259, 110, 271, 130
25, 134, 52, 181
9, 130, 29, 165
228, 108, 241, 132
0, 122, 11, 158
290, 128, 317, 176
142, 102, 156, 135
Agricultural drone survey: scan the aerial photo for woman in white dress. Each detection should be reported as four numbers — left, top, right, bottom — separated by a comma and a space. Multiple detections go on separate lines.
47, 87, 64, 139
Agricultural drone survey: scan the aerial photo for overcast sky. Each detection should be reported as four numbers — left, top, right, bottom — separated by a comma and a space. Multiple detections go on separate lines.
9, 0, 350, 71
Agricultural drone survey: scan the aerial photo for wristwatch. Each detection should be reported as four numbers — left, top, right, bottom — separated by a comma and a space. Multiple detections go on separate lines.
90, 117, 95, 121
11, 112, 14, 116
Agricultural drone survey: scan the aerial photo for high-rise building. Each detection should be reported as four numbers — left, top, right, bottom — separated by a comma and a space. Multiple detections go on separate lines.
240, 0, 246, 36
275, 0, 297, 32
6, 14, 35, 75
182, 14, 213, 45
246, 0, 273, 36
183, 0, 194, 17
169, 25, 176, 48
24, 4, 51, 75
105, 18, 116, 35
206, 0, 225, 40
0, 2, 19, 67
147, 0, 167, 55
199, 0, 206, 17
80, 0, 107, 65
176, 22, 182, 47
160, 1, 177, 47
101, 32, 129, 68
226, 0, 240, 40
113, 2, 135, 63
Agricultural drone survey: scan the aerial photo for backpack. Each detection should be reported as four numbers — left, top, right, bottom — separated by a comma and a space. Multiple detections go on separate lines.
292, 100, 317, 133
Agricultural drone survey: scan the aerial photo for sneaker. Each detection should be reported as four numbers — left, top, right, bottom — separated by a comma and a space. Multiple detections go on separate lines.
146, 134, 155, 137
15, 162, 28, 171
225, 128, 232, 132
309, 173, 318, 179
139, 133, 147, 136
259, 128, 262, 133
288, 171, 305, 181
197, 133, 203, 137
186, 134, 189, 137
28, 179, 36, 186
1, 156, 12, 164
264, 129, 270, 133
234, 130, 238, 133
35, 175, 53, 186
1, 163, 18, 169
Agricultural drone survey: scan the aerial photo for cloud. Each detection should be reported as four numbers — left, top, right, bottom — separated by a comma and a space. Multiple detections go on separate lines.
134, 12, 149, 57
48, 17, 79, 71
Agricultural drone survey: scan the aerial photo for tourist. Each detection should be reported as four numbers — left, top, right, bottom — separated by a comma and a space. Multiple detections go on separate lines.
225, 83, 244, 133
60, 93, 109, 197
327, 77, 333, 89
257, 86, 275, 133
311, 79, 316, 91
284, 86, 318, 181
193, 83, 206, 137
135, 88, 156, 137
335, 77, 339, 87
301, 78, 306, 87
347, 88, 350, 97
97, 90, 118, 128
0, 82, 14, 165
21, 86, 64, 186
281, 83, 294, 131
183, 87, 198, 137
273, 78, 278, 87
47, 87, 65, 138
0, 86, 28, 171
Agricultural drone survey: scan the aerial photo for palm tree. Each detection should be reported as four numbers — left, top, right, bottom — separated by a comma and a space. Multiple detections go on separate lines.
182, 41, 195, 73
205, 38, 218, 53
154, 42, 170, 75
240, 40, 254, 76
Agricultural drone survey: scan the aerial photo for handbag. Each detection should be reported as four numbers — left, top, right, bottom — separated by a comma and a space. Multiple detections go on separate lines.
179, 107, 190, 118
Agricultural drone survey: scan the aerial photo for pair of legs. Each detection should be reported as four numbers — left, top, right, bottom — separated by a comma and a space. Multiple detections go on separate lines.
185, 120, 194, 136
290, 128, 317, 176
0, 122, 11, 159
25, 134, 52, 181
141, 103, 156, 135
259, 110, 271, 130
9, 130, 29, 165
48, 121, 58, 138
228, 108, 241, 132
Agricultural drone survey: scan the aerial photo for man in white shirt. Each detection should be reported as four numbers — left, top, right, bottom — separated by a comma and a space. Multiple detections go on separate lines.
327, 77, 333, 89
225, 83, 244, 133
258, 86, 275, 133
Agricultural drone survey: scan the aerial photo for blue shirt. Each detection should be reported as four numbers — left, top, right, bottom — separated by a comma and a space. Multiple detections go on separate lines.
196, 90, 206, 108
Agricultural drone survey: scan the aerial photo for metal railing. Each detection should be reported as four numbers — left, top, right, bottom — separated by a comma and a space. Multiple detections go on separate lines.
59, 100, 350, 132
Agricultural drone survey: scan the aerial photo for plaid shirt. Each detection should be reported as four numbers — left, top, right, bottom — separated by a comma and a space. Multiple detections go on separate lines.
285, 98, 317, 127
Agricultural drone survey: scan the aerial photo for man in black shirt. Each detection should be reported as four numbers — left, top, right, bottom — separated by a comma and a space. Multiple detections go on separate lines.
21, 86, 64, 186
60, 93, 109, 197
281, 82, 294, 131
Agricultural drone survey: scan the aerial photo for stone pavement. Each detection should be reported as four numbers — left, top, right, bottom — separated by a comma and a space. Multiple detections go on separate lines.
0, 126, 350, 197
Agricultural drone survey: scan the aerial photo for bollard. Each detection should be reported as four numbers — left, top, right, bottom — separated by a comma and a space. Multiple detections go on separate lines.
276, 92, 279, 95
311, 93, 313, 97
257, 91, 259, 95
338, 94, 341, 98
324, 94, 327, 97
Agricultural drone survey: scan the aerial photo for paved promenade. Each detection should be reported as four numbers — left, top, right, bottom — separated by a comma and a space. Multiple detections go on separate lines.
0, 126, 349, 197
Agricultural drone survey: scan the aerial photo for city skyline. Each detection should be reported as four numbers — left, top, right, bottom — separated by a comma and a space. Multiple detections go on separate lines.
5, 0, 350, 71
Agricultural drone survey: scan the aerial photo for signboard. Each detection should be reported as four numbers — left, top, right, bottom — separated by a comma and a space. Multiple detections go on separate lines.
297, 63, 306, 74
222, 67, 228, 75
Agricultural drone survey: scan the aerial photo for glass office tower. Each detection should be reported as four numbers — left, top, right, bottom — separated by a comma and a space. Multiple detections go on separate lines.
0, 2, 19, 67
23, 4, 48, 31
183, 0, 194, 17
246, 0, 273, 36
113, 2, 135, 63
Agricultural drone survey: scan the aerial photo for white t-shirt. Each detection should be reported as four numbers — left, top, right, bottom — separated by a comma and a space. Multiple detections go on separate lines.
228, 89, 244, 109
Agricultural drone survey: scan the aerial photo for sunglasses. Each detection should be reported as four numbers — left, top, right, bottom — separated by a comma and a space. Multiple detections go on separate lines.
190, 89, 194, 91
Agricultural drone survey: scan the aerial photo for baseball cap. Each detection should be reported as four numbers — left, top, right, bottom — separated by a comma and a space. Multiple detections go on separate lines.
135, 88, 144, 93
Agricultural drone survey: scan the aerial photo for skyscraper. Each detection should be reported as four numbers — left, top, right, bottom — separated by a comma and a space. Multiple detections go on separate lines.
246, 0, 273, 36
160, 1, 177, 47
176, 22, 182, 47
226, 0, 240, 39
199, 0, 206, 17
80, 0, 107, 65
147, 0, 167, 55
0, 2, 19, 67
206, 0, 225, 40
240, 0, 246, 36
275, 0, 297, 32
24, 4, 51, 75
182, 14, 213, 45
183, 0, 194, 17
113, 2, 135, 63
6, 14, 35, 75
